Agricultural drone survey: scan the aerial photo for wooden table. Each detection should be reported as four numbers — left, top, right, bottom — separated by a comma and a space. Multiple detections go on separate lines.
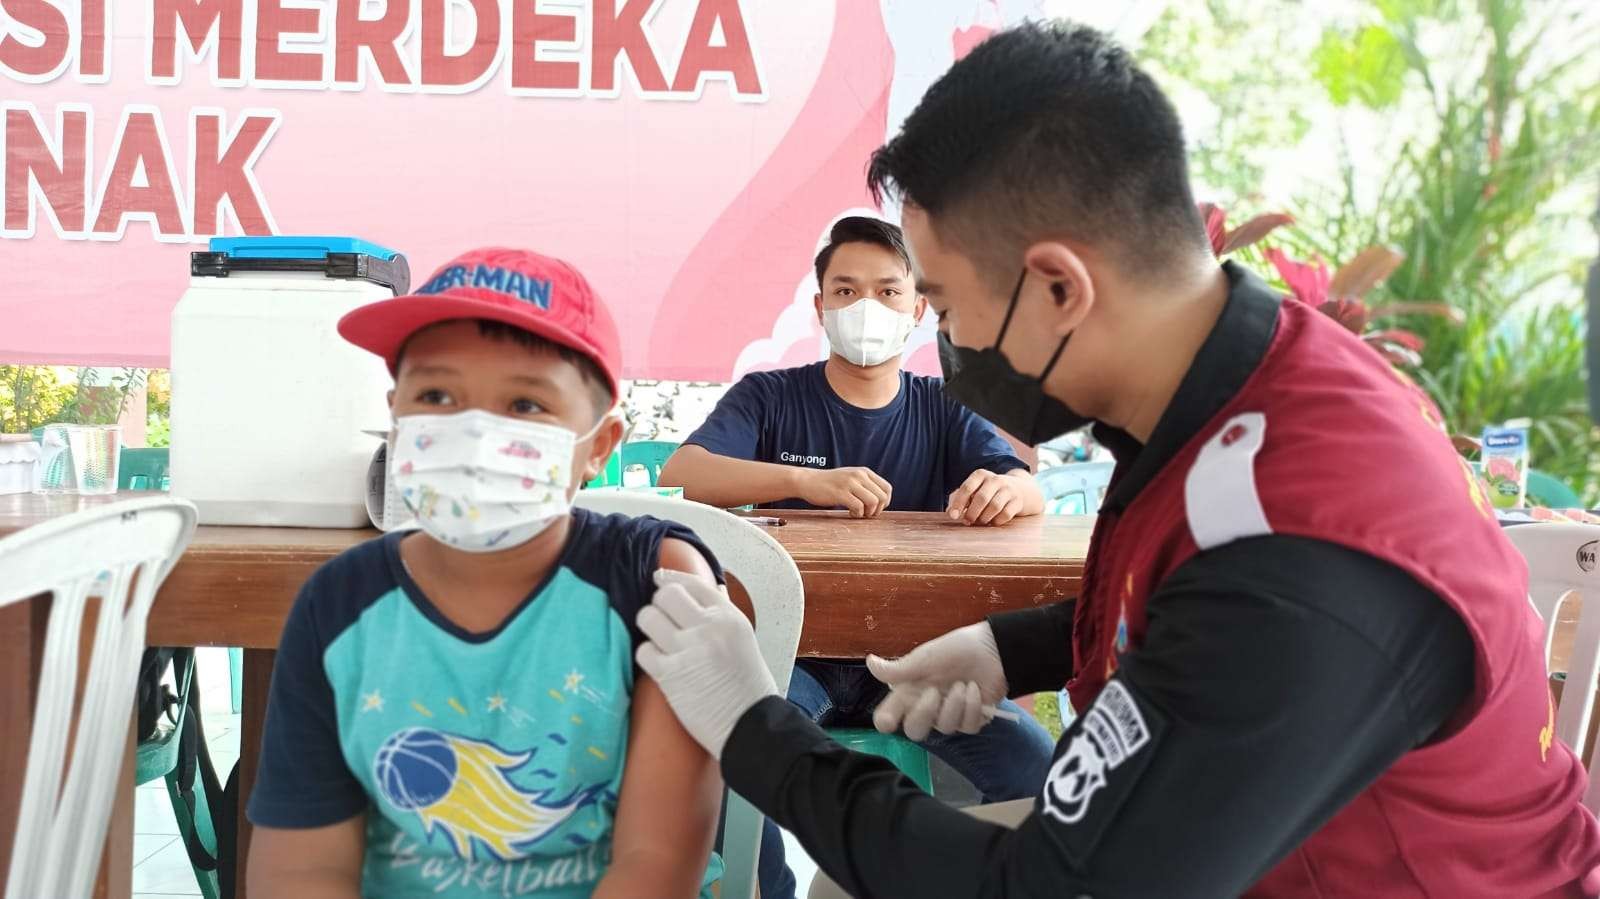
0, 494, 1091, 898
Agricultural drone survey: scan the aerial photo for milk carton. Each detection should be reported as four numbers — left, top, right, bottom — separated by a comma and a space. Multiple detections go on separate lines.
1480, 423, 1530, 510
170, 237, 408, 527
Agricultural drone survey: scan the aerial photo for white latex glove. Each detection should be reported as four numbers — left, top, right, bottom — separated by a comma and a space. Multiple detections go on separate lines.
636, 569, 779, 759
867, 621, 1008, 740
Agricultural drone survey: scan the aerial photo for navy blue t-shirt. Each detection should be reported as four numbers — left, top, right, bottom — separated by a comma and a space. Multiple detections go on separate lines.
684, 362, 1028, 512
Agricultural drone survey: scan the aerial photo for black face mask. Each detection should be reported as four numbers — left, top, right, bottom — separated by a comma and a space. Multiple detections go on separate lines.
938, 270, 1092, 445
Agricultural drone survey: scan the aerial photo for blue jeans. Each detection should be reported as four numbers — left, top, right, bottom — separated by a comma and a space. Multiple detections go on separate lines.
754, 660, 1055, 899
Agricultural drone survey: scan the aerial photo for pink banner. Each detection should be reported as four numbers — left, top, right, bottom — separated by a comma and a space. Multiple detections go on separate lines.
1, 0, 1036, 378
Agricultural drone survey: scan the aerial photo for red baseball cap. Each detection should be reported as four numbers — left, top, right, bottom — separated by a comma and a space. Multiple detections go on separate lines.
338, 247, 622, 400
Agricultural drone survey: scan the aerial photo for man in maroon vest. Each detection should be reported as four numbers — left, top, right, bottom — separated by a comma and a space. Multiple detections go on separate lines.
633, 20, 1600, 897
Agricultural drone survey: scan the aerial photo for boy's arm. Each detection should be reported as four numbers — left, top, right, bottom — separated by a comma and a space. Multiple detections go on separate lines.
245, 572, 372, 897
247, 816, 365, 899
596, 538, 724, 898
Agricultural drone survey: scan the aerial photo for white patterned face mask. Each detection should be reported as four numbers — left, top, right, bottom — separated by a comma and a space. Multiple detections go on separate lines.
389, 409, 604, 553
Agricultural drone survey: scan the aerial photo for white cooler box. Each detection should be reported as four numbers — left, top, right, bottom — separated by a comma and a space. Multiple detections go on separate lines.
170, 237, 409, 527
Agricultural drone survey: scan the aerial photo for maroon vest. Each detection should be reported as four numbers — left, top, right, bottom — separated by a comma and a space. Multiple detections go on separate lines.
1068, 299, 1600, 896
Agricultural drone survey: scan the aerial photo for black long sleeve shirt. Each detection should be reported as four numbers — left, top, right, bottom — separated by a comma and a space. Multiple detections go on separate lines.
717, 265, 1476, 898
723, 534, 1471, 897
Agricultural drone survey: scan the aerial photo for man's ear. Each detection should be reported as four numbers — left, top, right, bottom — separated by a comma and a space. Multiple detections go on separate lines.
1024, 241, 1095, 337
913, 294, 929, 325
814, 292, 824, 325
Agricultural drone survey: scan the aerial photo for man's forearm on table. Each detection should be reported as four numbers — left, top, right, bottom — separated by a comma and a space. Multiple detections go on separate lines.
988, 600, 1075, 697
658, 445, 802, 508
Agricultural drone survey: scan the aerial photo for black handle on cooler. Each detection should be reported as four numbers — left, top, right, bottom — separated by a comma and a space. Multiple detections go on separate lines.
190, 251, 411, 296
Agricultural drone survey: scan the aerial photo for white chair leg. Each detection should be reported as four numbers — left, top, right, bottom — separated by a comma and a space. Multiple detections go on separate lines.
6, 574, 92, 899
1556, 592, 1600, 760
42, 567, 133, 899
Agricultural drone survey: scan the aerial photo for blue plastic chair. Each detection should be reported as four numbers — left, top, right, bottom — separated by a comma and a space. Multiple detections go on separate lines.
828, 728, 934, 793
621, 440, 679, 487
119, 447, 170, 491
136, 651, 222, 899
1037, 462, 1114, 516
1528, 469, 1584, 509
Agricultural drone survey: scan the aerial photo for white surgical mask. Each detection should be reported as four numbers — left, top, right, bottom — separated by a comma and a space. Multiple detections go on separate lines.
823, 298, 916, 367
389, 408, 603, 553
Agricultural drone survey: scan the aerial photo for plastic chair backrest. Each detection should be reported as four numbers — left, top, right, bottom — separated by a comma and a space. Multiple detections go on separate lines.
1503, 522, 1600, 805
119, 447, 171, 491
1037, 462, 1114, 516
620, 440, 680, 487
570, 492, 802, 899
0, 496, 198, 899
1527, 469, 1584, 510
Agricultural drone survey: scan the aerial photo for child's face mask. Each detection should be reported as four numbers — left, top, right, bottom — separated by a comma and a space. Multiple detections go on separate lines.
390, 408, 605, 553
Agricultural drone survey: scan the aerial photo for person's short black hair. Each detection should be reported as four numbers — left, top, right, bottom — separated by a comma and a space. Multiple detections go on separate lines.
813, 215, 913, 288
397, 319, 613, 418
866, 21, 1209, 289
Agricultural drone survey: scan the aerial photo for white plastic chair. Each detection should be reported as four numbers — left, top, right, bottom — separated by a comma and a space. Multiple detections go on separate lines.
1, 496, 197, 899
573, 492, 803, 899
1504, 522, 1600, 804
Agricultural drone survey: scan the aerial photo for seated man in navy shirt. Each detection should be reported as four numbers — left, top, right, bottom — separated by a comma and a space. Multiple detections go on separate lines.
662, 215, 1044, 523
660, 215, 1054, 899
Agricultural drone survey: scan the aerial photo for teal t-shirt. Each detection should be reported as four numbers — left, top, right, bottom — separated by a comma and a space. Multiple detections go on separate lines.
247, 509, 725, 897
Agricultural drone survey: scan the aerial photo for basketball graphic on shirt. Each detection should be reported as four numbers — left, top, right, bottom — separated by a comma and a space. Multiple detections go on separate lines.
375, 727, 457, 811
373, 727, 602, 861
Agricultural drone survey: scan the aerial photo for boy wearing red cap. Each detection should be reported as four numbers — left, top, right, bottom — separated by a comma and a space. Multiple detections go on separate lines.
245, 248, 725, 898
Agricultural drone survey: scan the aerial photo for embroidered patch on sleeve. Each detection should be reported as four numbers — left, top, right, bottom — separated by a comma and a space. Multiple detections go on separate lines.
1040, 679, 1168, 863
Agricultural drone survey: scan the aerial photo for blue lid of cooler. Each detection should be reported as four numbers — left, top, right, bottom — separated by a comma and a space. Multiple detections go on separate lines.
207, 236, 400, 260
194, 236, 409, 294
